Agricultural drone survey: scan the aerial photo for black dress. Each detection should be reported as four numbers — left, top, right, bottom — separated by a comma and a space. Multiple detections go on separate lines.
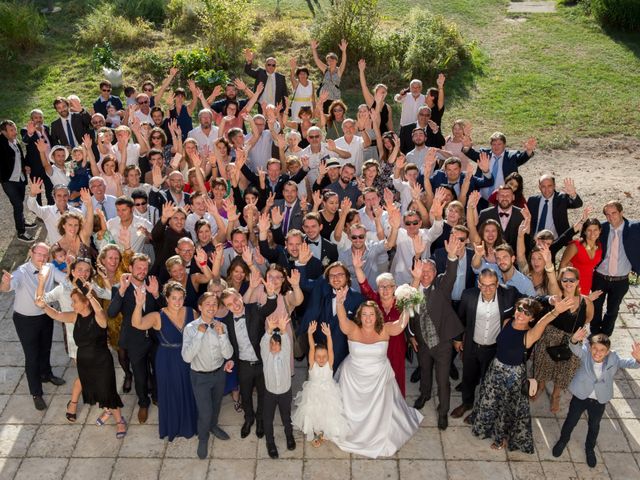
74, 312, 123, 409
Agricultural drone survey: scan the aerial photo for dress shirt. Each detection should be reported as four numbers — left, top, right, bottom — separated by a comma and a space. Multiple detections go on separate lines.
111, 143, 141, 167
186, 212, 220, 240
537, 195, 558, 238
395, 93, 426, 126
260, 332, 292, 394
481, 154, 504, 200
9, 262, 67, 316
357, 207, 389, 234
187, 126, 219, 155
8, 141, 24, 182
451, 252, 468, 301
406, 146, 427, 174
334, 136, 362, 173
596, 223, 632, 276
27, 197, 82, 243
59, 116, 79, 146
83, 195, 117, 220
473, 293, 501, 345
182, 317, 234, 372
301, 143, 332, 184
588, 361, 604, 400
107, 215, 153, 253
306, 235, 322, 260
327, 180, 361, 206
263, 73, 277, 106
233, 313, 259, 362
498, 206, 512, 231
390, 221, 444, 286
246, 123, 280, 172
339, 241, 387, 293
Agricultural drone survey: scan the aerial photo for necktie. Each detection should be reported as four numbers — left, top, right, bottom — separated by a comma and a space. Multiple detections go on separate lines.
491, 155, 500, 179
283, 206, 291, 233
65, 119, 76, 147
420, 288, 440, 349
537, 199, 549, 233
608, 230, 619, 276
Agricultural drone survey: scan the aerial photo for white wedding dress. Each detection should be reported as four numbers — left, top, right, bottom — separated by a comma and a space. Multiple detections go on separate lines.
334, 340, 423, 458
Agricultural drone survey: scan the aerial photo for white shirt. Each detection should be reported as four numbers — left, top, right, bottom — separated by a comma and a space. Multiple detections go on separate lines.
111, 143, 141, 167
8, 141, 24, 182
188, 126, 219, 155
498, 206, 513, 231
473, 293, 501, 346
392, 178, 414, 214
406, 146, 427, 173
27, 196, 82, 243
233, 314, 259, 362
390, 221, 444, 285
589, 362, 604, 399
182, 317, 234, 372
107, 215, 153, 253
301, 143, 333, 184
334, 135, 361, 173
48, 164, 69, 186
394, 93, 426, 126
133, 110, 153, 126
536, 195, 557, 237
246, 123, 280, 172
260, 332, 292, 394
357, 207, 389, 234
185, 212, 221, 240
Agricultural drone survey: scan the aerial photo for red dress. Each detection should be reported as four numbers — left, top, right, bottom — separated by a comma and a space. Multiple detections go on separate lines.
359, 279, 407, 397
568, 239, 602, 295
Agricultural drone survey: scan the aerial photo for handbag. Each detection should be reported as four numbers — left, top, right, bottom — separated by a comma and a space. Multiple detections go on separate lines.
521, 332, 538, 397
545, 300, 581, 362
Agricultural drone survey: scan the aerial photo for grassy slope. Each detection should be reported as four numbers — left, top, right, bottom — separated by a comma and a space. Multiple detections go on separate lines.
0, 0, 638, 149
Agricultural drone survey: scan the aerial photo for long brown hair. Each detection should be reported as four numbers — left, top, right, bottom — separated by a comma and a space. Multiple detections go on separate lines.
353, 301, 385, 334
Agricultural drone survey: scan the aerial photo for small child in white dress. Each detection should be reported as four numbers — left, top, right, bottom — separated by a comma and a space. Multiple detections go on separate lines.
292, 321, 349, 446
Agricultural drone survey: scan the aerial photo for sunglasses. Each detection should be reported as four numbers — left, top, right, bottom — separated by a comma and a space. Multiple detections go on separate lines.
308, 135, 320, 139
134, 201, 147, 206
143, 88, 153, 92
266, 63, 276, 67
516, 305, 532, 316
102, 88, 111, 92
404, 220, 420, 226
138, 100, 149, 105
333, 108, 344, 113
351, 235, 365, 240
561, 278, 577, 283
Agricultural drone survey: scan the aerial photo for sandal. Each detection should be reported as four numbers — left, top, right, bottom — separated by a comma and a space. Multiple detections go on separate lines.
234, 400, 243, 413
311, 432, 325, 448
95, 409, 112, 426
116, 418, 127, 439
65, 400, 78, 423
490, 440, 507, 450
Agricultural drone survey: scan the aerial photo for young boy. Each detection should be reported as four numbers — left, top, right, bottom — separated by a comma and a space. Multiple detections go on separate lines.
260, 315, 296, 459
552, 327, 640, 468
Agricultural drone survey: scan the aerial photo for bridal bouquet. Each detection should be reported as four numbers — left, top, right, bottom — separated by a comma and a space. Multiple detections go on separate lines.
394, 284, 424, 317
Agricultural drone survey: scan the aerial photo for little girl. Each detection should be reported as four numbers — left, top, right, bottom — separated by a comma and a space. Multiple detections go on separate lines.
50, 245, 67, 272
106, 104, 122, 127
292, 321, 348, 447
552, 327, 640, 468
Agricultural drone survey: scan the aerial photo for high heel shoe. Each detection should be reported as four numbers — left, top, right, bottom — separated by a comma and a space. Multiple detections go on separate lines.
95, 409, 112, 426
65, 400, 78, 423
122, 374, 132, 393
116, 418, 127, 439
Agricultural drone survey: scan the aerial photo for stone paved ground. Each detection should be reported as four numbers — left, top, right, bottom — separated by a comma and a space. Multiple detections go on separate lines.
0, 283, 639, 480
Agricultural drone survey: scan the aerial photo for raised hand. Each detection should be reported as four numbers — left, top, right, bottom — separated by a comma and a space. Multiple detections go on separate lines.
631, 342, 640, 363
444, 233, 462, 258
244, 48, 254, 63
352, 248, 364, 270
248, 268, 262, 290
357, 59, 366, 72
571, 326, 589, 344
467, 190, 481, 210
524, 137, 537, 153
563, 178, 577, 197
258, 212, 271, 233
146, 275, 159, 298
241, 245, 253, 266
473, 241, 486, 258
478, 152, 491, 173
411, 260, 424, 280
436, 73, 446, 88
79, 187, 92, 205
335, 287, 347, 304
339, 39, 348, 52
320, 322, 331, 337
133, 282, 146, 305
388, 206, 402, 230
28, 177, 43, 197
553, 295, 577, 315
35, 138, 47, 153
262, 275, 277, 296
195, 247, 208, 266
588, 290, 603, 302
26, 120, 36, 136
430, 189, 446, 219
308, 320, 318, 335
287, 268, 300, 287
297, 242, 312, 265
161, 201, 177, 222
412, 234, 426, 258
410, 182, 424, 202
339, 196, 352, 215
271, 205, 283, 226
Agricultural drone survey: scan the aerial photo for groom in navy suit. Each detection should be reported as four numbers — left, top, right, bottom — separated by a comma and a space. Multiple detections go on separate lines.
296, 244, 364, 370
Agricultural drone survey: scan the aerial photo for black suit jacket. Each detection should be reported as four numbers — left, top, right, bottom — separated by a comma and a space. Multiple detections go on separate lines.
527, 191, 583, 235
456, 285, 519, 348
243, 63, 289, 110
20, 127, 51, 177
240, 164, 308, 200
148, 188, 192, 212
108, 284, 164, 351
50, 111, 92, 148
478, 205, 524, 252
433, 247, 476, 291
222, 297, 277, 363
0, 134, 26, 183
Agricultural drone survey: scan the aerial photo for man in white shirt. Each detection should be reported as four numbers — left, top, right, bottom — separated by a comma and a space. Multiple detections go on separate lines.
246, 115, 280, 173
334, 119, 366, 174
85, 176, 117, 220
185, 191, 224, 241
188, 109, 219, 156
27, 180, 82, 243
301, 127, 350, 184
395, 80, 426, 153
131, 94, 153, 125
107, 197, 153, 253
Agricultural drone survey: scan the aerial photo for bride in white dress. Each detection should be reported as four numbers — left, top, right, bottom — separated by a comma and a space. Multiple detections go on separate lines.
333, 288, 423, 458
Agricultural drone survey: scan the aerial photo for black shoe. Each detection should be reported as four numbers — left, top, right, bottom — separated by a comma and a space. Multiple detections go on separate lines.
413, 395, 430, 409
122, 375, 132, 393
42, 375, 66, 386
241, 419, 254, 438
450, 403, 473, 419
33, 395, 46, 411
211, 425, 230, 440
17, 233, 34, 242
410, 367, 421, 383
438, 414, 448, 431
586, 449, 597, 468
255, 420, 264, 438
552, 440, 567, 458
449, 365, 459, 381
197, 439, 208, 459
455, 383, 463, 392
286, 435, 296, 450
24, 221, 37, 228
267, 442, 279, 459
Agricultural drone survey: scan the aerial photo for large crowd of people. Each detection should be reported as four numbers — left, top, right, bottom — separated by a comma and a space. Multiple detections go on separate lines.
1, 40, 640, 466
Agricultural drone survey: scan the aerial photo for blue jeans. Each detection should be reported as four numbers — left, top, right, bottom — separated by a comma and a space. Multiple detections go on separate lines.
1, 180, 26, 234
558, 395, 606, 451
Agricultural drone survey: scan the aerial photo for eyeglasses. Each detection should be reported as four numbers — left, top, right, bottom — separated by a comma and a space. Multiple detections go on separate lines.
404, 220, 420, 226
254, 123, 265, 128
134, 201, 147, 206
328, 272, 346, 279
138, 100, 149, 105
479, 283, 497, 289
351, 235, 365, 240
516, 305, 532, 316
378, 284, 395, 290
266, 63, 276, 67
308, 135, 320, 139
332, 108, 344, 113
102, 88, 111, 92
561, 278, 577, 283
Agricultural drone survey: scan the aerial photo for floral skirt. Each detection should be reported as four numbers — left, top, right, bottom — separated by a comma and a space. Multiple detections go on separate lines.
533, 325, 580, 389
471, 358, 534, 454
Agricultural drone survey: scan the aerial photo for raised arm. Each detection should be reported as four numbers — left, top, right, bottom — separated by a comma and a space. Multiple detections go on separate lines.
131, 287, 161, 331
310, 40, 327, 73
335, 288, 356, 336
384, 310, 409, 337
526, 296, 574, 348
79, 188, 94, 244
337, 39, 348, 78
357, 59, 374, 107
320, 321, 335, 368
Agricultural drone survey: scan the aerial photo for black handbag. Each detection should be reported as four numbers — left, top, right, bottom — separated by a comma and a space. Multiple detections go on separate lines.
521, 332, 538, 397
545, 300, 581, 362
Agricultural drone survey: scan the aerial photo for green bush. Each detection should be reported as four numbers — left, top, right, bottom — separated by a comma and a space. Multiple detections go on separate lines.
173, 48, 214, 77
256, 21, 310, 57
311, 0, 380, 64
137, 50, 173, 81
0, 1, 46, 59
590, 0, 640, 31
192, 69, 230, 91
92, 39, 121, 70
112, 0, 168, 25
75, 3, 154, 49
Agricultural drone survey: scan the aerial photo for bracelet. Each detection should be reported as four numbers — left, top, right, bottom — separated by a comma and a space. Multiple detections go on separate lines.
544, 266, 555, 273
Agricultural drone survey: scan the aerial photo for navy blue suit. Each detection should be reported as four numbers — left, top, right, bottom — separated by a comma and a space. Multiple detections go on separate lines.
466, 147, 533, 180
527, 191, 583, 235
298, 264, 365, 370
429, 170, 494, 198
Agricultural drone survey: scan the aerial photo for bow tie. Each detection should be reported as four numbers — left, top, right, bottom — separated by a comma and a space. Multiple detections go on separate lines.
499, 212, 510, 218
307, 240, 319, 246
233, 316, 245, 322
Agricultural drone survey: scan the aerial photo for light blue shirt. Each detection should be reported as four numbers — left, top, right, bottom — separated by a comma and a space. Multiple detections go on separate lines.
10, 262, 67, 316
260, 332, 291, 394
339, 240, 387, 293
451, 252, 468, 301
475, 259, 536, 297
182, 317, 234, 372
596, 224, 632, 276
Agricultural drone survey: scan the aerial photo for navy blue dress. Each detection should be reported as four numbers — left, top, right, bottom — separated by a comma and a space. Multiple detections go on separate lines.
156, 309, 198, 440
170, 105, 192, 141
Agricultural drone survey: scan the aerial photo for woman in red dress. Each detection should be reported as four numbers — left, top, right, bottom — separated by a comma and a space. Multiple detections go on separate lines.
560, 218, 603, 295
352, 250, 407, 396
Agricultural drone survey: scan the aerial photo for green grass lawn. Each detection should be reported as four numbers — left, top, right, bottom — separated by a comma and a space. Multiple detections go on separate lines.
1, 0, 638, 149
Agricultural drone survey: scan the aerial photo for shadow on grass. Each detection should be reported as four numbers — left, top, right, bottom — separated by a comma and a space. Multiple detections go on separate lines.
605, 29, 640, 60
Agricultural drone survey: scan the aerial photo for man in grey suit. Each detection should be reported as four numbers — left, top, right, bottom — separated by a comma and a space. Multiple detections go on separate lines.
271, 181, 304, 234
408, 234, 464, 430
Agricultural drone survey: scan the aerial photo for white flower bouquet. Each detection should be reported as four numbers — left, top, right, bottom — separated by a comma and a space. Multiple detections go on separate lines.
394, 284, 424, 317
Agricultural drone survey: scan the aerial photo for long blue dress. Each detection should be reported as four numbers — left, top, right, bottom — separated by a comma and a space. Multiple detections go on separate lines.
156, 309, 198, 440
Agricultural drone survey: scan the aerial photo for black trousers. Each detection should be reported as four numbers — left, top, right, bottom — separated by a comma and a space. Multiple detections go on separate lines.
591, 272, 629, 336
558, 395, 606, 451
13, 312, 54, 396
190, 368, 226, 442
461, 342, 497, 406
238, 360, 265, 424
2, 180, 26, 234
128, 341, 155, 407
263, 388, 293, 445
417, 340, 452, 416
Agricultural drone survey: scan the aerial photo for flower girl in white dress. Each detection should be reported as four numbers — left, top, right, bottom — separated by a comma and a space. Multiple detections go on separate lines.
292, 321, 349, 446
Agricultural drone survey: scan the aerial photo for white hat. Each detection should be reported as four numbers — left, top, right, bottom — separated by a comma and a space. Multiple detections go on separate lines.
48, 145, 69, 163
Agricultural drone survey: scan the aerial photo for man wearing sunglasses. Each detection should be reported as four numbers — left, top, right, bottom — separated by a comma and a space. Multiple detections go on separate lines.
93, 80, 123, 118
243, 49, 288, 114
